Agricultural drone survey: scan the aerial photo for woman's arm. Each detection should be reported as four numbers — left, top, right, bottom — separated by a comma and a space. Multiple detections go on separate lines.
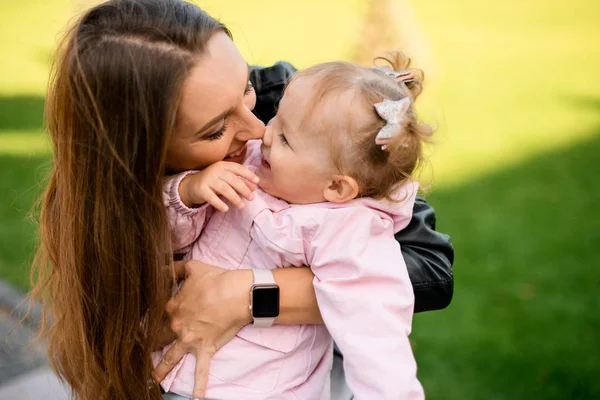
272, 267, 323, 324
156, 200, 452, 391
272, 198, 454, 319
153, 261, 321, 393
162, 195, 454, 335
156, 64, 454, 395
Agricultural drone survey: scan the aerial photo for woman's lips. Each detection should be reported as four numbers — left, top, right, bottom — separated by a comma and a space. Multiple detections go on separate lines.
261, 159, 271, 169
224, 145, 247, 164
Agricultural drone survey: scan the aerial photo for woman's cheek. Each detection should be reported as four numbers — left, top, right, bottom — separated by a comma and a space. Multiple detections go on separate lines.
197, 144, 224, 167
211, 141, 229, 163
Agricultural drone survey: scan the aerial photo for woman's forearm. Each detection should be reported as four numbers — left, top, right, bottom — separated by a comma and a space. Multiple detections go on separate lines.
228, 267, 323, 325
273, 267, 323, 325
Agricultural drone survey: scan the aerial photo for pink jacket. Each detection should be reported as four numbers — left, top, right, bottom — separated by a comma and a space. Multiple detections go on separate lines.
155, 141, 424, 400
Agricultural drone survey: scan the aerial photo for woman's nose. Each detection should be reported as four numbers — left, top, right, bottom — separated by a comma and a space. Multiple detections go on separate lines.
235, 108, 266, 142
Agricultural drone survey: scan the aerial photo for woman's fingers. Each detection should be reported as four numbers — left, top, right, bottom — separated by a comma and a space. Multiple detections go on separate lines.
191, 350, 214, 400
153, 340, 188, 382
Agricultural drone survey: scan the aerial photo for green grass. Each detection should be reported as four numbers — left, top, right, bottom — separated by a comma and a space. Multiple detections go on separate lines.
0, 152, 48, 290
0, 0, 599, 398
407, 0, 600, 187
414, 128, 600, 399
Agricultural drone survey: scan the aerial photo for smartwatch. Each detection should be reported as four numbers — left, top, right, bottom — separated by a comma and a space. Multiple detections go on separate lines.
249, 269, 280, 327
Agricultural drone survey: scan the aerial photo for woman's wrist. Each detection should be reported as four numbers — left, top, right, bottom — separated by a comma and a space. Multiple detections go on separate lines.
225, 267, 323, 327
225, 269, 253, 325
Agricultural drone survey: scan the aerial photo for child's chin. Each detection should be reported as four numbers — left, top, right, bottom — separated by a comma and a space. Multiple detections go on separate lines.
258, 179, 276, 197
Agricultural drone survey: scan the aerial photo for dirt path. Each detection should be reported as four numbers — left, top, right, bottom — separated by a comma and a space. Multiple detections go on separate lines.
350, 0, 436, 76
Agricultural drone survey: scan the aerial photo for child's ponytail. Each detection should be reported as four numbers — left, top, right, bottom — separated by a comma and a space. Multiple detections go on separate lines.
359, 51, 432, 200
373, 51, 424, 101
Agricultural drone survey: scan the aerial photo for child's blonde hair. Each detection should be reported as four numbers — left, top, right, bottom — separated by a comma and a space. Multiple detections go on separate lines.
291, 51, 432, 201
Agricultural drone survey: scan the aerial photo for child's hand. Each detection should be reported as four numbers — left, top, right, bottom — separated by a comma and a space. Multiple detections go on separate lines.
179, 162, 259, 212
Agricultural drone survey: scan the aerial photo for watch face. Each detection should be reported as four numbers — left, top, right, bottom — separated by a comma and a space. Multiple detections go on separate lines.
252, 285, 280, 318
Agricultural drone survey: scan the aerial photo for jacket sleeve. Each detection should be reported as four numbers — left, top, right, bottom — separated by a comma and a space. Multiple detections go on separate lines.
399, 196, 454, 313
307, 210, 424, 400
249, 61, 297, 124
163, 171, 212, 253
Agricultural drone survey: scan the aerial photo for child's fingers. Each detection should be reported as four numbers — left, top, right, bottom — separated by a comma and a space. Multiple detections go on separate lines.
212, 181, 244, 209
220, 174, 254, 201
191, 350, 213, 400
224, 162, 260, 184
203, 190, 229, 212
244, 180, 257, 192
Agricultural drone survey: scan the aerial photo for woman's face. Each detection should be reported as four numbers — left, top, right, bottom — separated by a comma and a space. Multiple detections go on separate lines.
167, 32, 265, 172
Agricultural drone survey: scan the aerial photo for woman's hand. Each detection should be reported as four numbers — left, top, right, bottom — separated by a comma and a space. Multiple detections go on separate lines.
153, 260, 253, 399
179, 161, 259, 211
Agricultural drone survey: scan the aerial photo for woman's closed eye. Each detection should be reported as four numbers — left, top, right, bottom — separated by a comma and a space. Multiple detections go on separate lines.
205, 121, 228, 141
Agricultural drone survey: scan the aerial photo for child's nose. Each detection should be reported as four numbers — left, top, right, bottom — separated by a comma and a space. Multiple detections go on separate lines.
263, 123, 273, 147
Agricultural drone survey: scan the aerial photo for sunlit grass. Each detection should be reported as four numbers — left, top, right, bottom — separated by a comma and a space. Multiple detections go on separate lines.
408, 0, 600, 187
1, 1, 599, 398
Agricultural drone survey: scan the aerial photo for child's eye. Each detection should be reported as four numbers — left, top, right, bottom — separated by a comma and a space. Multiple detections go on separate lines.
244, 81, 254, 96
206, 121, 228, 141
279, 132, 289, 146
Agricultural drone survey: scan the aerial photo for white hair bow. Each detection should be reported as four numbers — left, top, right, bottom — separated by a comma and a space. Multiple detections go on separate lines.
374, 97, 411, 150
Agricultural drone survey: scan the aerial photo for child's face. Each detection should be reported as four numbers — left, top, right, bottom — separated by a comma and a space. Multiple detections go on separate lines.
257, 77, 337, 204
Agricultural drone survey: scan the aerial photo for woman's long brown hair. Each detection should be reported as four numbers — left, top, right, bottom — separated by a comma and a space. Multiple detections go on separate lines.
29, 1, 228, 398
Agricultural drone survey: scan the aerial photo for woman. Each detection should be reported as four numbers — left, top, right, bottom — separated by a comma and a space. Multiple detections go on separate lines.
31, 1, 453, 399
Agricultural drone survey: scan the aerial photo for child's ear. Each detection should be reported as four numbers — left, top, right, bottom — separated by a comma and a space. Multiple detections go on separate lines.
323, 175, 359, 204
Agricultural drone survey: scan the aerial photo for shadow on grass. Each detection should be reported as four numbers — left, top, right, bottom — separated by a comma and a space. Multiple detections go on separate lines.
0, 153, 50, 290
0, 96, 45, 132
414, 129, 600, 399
0, 97, 598, 398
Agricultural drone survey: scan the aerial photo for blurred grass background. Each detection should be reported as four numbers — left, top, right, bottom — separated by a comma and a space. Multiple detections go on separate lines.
0, 0, 599, 398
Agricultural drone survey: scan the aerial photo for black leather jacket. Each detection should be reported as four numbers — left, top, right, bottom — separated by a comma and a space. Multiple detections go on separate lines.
250, 62, 454, 313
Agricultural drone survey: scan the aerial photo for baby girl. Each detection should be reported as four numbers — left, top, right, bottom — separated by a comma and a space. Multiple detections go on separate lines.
158, 53, 432, 400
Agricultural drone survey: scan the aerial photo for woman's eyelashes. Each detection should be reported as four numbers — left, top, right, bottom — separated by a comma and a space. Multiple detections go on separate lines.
206, 121, 228, 141
203, 82, 252, 142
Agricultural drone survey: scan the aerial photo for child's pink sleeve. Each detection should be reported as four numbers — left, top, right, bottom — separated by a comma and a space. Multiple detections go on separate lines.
306, 209, 424, 400
163, 171, 213, 253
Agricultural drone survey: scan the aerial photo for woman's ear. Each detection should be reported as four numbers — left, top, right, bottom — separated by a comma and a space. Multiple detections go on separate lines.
323, 175, 359, 204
